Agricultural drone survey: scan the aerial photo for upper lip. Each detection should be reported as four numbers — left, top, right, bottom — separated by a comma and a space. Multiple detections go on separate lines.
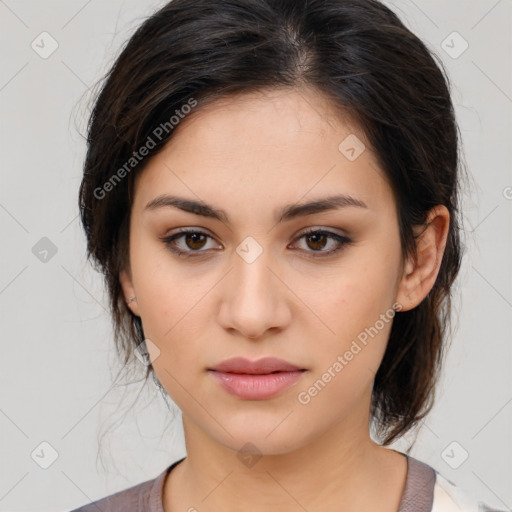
209, 357, 304, 374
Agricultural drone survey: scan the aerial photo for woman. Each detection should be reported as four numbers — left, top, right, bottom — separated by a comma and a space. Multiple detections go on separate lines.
71, 0, 503, 510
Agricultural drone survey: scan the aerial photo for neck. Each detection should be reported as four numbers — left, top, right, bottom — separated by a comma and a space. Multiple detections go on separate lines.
164, 413, 407, 512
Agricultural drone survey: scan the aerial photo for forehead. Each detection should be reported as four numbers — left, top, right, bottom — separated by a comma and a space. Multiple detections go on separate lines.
132, 86, 394, 220
162, 86, 364, 156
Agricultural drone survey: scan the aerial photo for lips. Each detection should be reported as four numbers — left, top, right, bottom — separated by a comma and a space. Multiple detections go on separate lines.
208, 356, 304, 375
208, 357, 306, 400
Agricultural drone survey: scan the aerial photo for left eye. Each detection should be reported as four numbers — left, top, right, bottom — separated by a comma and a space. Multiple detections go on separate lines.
161, 228, 351, 258
292, 229, 351, 256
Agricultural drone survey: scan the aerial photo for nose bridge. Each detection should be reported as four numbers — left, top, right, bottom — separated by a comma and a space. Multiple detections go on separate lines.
218, 237, 289, 339
233, 239, 275, 308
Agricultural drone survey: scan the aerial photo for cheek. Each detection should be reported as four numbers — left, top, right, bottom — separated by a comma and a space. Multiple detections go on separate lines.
320, 252, 398, 335
129, 235, 200, 351
296, 312, 394, 422
130, 229, 181, 303
309, 243, 400, 384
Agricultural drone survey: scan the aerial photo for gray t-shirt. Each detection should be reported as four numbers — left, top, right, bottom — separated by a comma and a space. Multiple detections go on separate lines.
68, 455, 503, 512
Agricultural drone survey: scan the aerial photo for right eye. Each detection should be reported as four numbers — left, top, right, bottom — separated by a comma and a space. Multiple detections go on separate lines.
160, 229, 222, 258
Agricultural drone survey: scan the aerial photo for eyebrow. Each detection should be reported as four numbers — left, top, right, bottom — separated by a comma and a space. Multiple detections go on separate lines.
144, 193, 368, 223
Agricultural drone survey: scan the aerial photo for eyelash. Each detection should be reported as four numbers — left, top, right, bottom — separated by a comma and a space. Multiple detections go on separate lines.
160, 228, 352, 259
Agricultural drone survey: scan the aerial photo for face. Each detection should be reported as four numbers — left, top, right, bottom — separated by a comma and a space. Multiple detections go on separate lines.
120, 86, 412, 456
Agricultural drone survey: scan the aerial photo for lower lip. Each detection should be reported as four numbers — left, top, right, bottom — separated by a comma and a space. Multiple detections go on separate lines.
208, 370, 305, 400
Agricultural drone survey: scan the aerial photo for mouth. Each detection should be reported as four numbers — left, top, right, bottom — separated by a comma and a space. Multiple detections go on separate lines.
207, 356, 307, 399
208, 370, 306, 400
211, 369, 306, 375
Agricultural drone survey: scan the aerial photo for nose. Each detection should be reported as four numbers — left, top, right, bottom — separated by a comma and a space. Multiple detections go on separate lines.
216, 247, 292, 340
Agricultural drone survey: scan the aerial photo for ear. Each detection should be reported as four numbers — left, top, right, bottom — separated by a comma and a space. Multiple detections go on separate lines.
119, 267, 140, 317
396, 205, 450, 312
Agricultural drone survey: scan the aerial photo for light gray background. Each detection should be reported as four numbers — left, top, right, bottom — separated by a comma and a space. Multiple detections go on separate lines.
0, 1, 511, 511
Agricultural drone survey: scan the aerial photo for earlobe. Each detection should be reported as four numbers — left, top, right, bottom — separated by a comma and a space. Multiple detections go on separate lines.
119, 268, 140, 316
396, 255, 420, 311
395, 205, 450, 312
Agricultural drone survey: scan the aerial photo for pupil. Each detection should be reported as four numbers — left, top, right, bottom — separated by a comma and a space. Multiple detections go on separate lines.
187, 233, 206, 250
308, 234, 326, 250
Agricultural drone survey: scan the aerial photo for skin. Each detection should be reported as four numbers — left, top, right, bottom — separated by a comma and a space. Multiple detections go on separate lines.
119, 86, 450, 512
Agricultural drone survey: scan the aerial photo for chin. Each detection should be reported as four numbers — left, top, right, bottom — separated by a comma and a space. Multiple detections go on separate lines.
208, 418, 312, 459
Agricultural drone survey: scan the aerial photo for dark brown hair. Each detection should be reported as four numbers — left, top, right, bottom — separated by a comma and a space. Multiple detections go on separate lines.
78, 0, 466, 445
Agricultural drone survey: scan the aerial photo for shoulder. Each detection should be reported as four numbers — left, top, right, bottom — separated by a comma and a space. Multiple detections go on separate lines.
400, 454, 507, 512
430, 466, 508, 512
67, 466, 169, 512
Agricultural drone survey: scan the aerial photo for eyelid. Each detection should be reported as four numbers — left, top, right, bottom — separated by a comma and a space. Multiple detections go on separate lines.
293, 225, 349, 239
